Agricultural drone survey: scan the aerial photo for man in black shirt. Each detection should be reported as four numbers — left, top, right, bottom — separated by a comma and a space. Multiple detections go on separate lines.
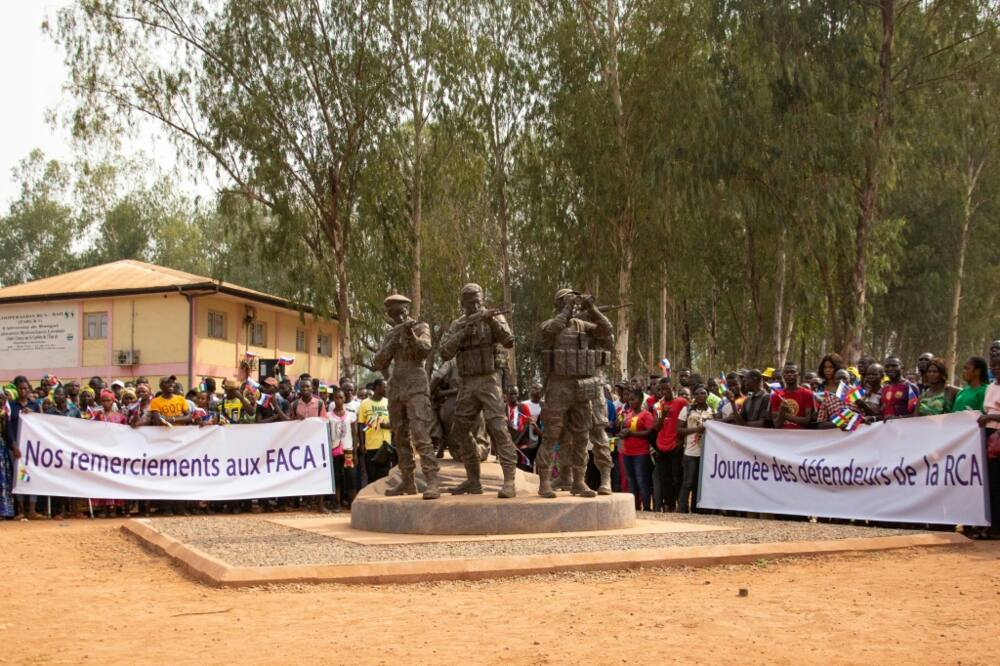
733, 369, 771, 428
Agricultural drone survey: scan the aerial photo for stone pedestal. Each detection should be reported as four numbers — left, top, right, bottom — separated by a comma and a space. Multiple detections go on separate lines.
350, 460, 636, 535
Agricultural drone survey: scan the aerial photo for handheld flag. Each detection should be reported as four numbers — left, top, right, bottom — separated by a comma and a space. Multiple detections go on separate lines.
844, 385, 866, 404
830, 407, 861, 432
835, 381, 849, 401
907, 383, 920, 413
659, 357, 671, 377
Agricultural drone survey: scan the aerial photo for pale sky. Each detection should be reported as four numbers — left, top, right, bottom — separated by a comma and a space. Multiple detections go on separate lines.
0, 0, 73, 206
0, 0, 192, 208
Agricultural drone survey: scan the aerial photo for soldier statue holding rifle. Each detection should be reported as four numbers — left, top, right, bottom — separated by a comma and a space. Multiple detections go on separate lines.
439, 283, 519, 498
536, 288, 615, 498
372, 294, 441, 499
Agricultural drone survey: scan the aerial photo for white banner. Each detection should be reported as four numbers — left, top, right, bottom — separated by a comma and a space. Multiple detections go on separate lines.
14, 414, 334, 500
699, 411, 990, 526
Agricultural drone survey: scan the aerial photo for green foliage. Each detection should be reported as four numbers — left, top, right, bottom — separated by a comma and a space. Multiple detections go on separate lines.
26, 0, 1000, 379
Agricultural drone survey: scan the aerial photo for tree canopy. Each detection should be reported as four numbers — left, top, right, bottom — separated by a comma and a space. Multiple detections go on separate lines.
5, 0, 995, 385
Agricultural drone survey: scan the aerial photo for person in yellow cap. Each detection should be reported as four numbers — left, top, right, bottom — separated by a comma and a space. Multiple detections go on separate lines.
372, 294, 441, 499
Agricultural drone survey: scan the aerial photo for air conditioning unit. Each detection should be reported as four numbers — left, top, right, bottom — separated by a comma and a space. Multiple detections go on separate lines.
116, 349, 140, 366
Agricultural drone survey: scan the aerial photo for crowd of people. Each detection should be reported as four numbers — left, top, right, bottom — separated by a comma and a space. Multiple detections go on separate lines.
0, 365, 382, 520
1, 343, 998, 536
506, 345, 1000, 537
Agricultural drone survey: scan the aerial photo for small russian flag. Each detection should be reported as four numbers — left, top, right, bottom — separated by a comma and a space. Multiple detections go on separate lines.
907, 383, 920, 413
835, 381, 849, 401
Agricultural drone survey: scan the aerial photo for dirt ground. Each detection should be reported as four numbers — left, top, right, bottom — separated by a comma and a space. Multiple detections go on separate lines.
2, 519, 998, 665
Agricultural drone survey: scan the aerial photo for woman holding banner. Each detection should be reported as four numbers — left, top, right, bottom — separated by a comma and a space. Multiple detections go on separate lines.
953, 357, 988, 414
916, 358, 958, 416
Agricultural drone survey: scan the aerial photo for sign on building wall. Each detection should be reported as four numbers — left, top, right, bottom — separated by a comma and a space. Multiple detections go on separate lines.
0, 304, 79, 370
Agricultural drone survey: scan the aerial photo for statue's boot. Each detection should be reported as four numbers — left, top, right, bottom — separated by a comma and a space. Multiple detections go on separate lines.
422, 467, 441, 500
451, 463, 484, 495
597, 467, 613, 495
570, 466, 597, 498
498, 464, 517, 499
537, 469, 557, 499
556, 462, 572, 491
385, 470, 417, 496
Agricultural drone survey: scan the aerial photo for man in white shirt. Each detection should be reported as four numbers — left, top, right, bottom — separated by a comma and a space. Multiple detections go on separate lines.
524, 383, 543, 446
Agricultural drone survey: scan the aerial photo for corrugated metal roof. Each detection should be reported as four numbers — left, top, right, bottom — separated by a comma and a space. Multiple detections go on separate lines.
0, 260, 301, 311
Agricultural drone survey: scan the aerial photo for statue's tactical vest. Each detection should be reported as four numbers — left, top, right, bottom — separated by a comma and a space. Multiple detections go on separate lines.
541, 325, 611, 379
456, 321, 502, 377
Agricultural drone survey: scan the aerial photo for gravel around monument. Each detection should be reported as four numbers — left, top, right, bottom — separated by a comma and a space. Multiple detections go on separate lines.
147, 512, 923, 568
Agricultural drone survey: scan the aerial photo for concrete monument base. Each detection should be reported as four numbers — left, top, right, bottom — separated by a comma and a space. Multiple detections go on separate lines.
350, 459, 636, 535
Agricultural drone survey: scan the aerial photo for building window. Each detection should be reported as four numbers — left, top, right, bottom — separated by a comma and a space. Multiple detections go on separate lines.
317, 333, 332, 357
295, 329, 307, 352
208, 311, 226, 340
250, 321, 267, 346
85, 312, 108, 340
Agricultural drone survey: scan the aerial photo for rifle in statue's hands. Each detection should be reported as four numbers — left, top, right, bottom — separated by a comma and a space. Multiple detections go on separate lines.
462, 307, 511, 330
598, 302, 632, 314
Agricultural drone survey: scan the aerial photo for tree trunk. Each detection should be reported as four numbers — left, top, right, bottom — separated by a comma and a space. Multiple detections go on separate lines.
410, 117, 424, 317
495, 162, 517, 381
646, 313, 655, 377
681, 299, 692, 370
578, 0, 635, 381
335, 244, 353, 376
707, 294, 718, 376
779, 302, 796, 369
659, 281, 668, 365
743, 215, 763, 363
945, 158, 984, 379
843, 0, 894, 363
615, 229, 633, 379
774, 226, 787, 366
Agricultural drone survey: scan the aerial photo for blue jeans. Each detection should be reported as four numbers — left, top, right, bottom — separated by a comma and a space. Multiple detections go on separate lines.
623, 453, 653, 511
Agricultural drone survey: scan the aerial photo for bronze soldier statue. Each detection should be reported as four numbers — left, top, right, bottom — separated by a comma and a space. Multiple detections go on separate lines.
439, 283, 518, 498
430, 358, 490, 462
536, 288, 614, 498
372, 294, 441, 500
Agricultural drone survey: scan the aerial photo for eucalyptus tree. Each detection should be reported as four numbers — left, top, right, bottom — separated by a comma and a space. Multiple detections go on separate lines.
52, 0, 399, 371
450, 0, 539, 380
